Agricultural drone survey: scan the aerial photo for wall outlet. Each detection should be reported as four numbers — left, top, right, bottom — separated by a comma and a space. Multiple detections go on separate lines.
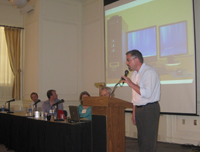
182, 119, 185, 124
194, 120, 197, 125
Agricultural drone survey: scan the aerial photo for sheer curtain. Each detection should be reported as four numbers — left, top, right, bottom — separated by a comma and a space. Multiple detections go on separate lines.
4, 27, 21, 100
0, 27, 14, 101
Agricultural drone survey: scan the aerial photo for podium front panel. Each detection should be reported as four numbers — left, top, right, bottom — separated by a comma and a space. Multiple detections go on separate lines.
92, 115, 107, 152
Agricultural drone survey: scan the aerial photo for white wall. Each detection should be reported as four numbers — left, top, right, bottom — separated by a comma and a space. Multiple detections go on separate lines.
23, 0, 39, 101
22, 0, 84, 112
82, 0, 105, 95
1, 0, 200, 145
0, 0, 23, 27
38, 0, 83, 101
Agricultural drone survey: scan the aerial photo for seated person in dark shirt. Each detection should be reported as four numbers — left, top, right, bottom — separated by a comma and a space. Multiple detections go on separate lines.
42, 89, 63, 113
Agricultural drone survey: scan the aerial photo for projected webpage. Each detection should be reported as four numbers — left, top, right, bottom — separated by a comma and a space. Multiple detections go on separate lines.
105, 0, 196, 114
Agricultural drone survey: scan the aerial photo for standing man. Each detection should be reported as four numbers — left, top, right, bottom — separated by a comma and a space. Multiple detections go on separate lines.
121, 50, 160, 152
42, 89, 63, 113
30, 92, 42, 110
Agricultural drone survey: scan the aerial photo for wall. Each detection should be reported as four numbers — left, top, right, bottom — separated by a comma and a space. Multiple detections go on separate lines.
23, 0, 84, 112
23, 0, 39, 102
82, 0, 105, 94
37, 0, 83, 101
0, 0, 23, 27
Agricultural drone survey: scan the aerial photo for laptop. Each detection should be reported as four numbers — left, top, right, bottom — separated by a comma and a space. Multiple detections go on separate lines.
69, 106, 90, 123
69, 106, 80, 122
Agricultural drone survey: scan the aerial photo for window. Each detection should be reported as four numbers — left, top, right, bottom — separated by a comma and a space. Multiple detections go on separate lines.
0, 27, 14, 100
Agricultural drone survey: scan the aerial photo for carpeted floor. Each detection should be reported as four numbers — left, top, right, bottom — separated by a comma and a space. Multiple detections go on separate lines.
126, 137, 198, 152
0, 137, 198, 152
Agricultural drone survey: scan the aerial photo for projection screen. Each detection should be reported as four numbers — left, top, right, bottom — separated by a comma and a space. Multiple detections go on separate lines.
104, 0, 197, 114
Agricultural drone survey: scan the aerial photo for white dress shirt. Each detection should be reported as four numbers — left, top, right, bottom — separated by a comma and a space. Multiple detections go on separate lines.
131, 63, 160, 106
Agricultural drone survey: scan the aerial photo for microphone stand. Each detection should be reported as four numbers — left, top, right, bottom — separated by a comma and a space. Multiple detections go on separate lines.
110, 78, 123, 97
33, 101, 39, 112
34, 104, 37, 111
7, 101, 14, 114
52, 104, 64, 122
33, 100, 41, 111
54, 105, 61, 121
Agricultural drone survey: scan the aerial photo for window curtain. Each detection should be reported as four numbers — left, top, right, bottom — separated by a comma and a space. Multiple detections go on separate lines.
0, 27, 14, 100
4, 27, 21, 100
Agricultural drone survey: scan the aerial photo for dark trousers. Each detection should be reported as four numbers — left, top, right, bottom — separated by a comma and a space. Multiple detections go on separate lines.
135, 102, 160, 152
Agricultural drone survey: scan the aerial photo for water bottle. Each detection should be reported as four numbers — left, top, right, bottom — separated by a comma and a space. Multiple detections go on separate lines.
54, 111, 57, 119
49, 109, 54, 121
44, 112, 48, 120
1, 105, 4, 111
29, 108, 32, 116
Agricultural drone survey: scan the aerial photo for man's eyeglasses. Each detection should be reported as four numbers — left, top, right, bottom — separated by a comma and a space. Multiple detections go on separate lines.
126, 56, 137, 62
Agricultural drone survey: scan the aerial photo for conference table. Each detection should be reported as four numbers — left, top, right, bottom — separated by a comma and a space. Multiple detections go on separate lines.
0, 112, 91, 152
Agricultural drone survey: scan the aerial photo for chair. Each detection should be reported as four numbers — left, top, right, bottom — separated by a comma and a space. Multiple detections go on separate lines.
63, 110, 67, 118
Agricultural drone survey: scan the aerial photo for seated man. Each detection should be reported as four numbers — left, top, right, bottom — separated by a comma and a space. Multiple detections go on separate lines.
100, 87, 113, 97
30, 92, 42, 111
42, 89, 63, 113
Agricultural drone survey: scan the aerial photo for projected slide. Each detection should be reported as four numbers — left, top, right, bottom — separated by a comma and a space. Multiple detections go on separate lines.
127, 26, 157, 63
159, 21, 194, 79
105, 0, 196, 114
160, 22, 187, 58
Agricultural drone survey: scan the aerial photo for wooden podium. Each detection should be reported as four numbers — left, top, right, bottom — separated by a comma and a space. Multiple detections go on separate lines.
83, 97, 133, 152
